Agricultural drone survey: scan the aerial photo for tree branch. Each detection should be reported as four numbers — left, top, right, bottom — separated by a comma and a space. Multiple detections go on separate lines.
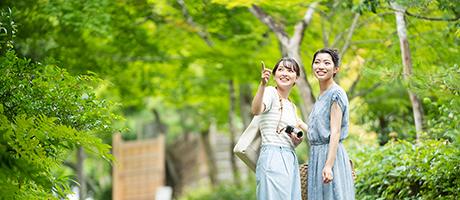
326, 0, 341, 20
291, 2, 318, 48
350, 82, 382, 100
331, 12, 394, 48
350, 39, 390, 44
321, 16, 329, 48
176, 0, 215, 47
347, 74, 361, 100
113, 55, 183, 62
339, 12, 361, 59
380, 6, 460, 21
249, 4, 290, 46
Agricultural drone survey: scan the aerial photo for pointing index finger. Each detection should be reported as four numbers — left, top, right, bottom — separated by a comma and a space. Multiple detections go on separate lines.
261, 61, 265, 70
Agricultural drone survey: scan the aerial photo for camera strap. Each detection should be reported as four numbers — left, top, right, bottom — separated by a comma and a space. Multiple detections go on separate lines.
275, 90, 298, 134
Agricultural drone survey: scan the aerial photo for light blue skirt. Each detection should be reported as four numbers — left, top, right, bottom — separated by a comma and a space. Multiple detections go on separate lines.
256, 145, 301, 200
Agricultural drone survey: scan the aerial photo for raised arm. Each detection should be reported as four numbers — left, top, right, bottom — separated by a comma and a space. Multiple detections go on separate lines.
251, 61, 272, 116
322, 101, 343, 183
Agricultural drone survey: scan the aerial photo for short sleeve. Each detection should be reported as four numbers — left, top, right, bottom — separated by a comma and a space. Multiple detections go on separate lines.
262, 86, 277, 113
331, 89, 347, 113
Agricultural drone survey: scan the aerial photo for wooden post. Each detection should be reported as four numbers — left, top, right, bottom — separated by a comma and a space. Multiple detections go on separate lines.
112, 132, 122, 200
77, 147, 85, 200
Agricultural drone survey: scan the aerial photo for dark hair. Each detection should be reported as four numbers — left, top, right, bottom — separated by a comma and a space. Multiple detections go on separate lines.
273, 58, 301, 77
312, 48, 340, 78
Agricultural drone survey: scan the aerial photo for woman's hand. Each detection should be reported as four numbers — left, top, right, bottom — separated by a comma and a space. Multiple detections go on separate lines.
287, 132, 303, 147
298, 119, 308, 133
261, 61, 272, 86
322, 166, 333, 183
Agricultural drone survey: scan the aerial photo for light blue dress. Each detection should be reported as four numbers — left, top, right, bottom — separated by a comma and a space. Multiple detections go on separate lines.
306, 85, 355, 199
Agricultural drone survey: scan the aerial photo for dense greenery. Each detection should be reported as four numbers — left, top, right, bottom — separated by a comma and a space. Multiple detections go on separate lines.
0, 8, 123, 199
1, 0, 459, 199
353, 134, 460, 199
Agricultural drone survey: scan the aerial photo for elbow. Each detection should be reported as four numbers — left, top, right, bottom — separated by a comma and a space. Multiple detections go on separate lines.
251, 106, 261, 116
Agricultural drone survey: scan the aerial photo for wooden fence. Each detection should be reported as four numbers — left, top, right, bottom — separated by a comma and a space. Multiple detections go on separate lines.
112, 127, 250, 199
112, 132, 165, 200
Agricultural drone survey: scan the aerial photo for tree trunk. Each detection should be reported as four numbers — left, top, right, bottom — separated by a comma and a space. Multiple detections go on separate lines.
391, 2, 426, 140
286, 45, 316, 120
228, 80, 239, 183
77, 146, 85, 200
249, 2, 318, 121
200, 128, 219, 187
239, 83, 253, 128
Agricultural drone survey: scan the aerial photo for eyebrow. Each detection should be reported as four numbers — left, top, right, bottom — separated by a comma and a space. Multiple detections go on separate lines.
315, 58, 331, 62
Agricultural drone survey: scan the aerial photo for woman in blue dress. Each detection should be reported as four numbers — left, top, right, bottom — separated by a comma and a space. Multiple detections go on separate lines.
306, 48, 355, 199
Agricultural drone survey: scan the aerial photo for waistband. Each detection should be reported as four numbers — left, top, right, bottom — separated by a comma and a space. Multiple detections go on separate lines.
261, 145, 295, 152
310, 140, 344, 146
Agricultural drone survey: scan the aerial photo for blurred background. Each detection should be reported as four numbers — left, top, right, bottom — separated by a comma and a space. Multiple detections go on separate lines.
1, 0, 459, 199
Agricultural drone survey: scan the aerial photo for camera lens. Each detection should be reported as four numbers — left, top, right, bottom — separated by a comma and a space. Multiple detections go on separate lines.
296, 131, 303, 138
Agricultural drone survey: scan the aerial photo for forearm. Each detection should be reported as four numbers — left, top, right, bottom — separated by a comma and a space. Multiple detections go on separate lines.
325, 101, 343, 168
298, 119, 308, 133
325, 131, 340, 168
251, 82, 266, 115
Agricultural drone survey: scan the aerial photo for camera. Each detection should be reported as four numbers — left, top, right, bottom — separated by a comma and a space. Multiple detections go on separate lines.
285, 125, 303, 138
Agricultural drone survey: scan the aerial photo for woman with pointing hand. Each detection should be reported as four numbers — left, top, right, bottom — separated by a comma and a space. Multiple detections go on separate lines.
251, 58, 308, 200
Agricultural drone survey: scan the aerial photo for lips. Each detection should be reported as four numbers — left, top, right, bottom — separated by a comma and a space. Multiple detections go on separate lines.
280, 77, 290, 82
316, 71, 327, 76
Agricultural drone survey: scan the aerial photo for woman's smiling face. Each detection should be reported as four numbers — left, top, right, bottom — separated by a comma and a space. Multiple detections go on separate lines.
312, 53, 338, 82
274, 61, 299, 88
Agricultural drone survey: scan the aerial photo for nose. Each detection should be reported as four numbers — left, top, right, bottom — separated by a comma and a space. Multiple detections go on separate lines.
281, 69, 288, 75
318, 63, 325, 70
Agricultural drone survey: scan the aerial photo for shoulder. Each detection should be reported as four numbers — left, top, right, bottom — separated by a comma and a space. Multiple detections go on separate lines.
266, 86, 276, 92
330, 85, 348, 104
331, 85, 347, 97
265, 86, 277, 97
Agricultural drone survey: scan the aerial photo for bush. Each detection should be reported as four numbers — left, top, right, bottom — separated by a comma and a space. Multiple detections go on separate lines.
353, 136, 460, 199
0, 8, 124, 199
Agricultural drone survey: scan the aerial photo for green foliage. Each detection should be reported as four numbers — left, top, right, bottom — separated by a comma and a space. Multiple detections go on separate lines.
0, 9, 124, 199
1, 107, 76, 199
2, 0, 459, 198
0, 7, 18, 51
177, 176, 257, 200
424, 98, 460, 140
353, 136, 460, 199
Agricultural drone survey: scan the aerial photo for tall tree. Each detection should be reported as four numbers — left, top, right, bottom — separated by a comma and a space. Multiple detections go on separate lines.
390, 1, 426, 139
247, 2, 318, 119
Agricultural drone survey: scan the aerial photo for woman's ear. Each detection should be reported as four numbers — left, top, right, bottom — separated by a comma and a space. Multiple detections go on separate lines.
334, 65, 340, 74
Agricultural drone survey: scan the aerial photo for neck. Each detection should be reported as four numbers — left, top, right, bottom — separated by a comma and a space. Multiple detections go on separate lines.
319, 79, 336, 93
276, 86, 291, 100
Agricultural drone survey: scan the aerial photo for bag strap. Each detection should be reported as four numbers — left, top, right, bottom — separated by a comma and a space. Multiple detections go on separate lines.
275, 89, 298, 134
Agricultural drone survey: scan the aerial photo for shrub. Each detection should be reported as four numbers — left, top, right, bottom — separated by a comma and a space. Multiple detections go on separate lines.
0, 8, 124, 199
353, 136, 460, 199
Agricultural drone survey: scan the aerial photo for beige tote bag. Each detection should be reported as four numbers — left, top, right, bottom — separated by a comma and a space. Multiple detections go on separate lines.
233, 116, 261, 173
